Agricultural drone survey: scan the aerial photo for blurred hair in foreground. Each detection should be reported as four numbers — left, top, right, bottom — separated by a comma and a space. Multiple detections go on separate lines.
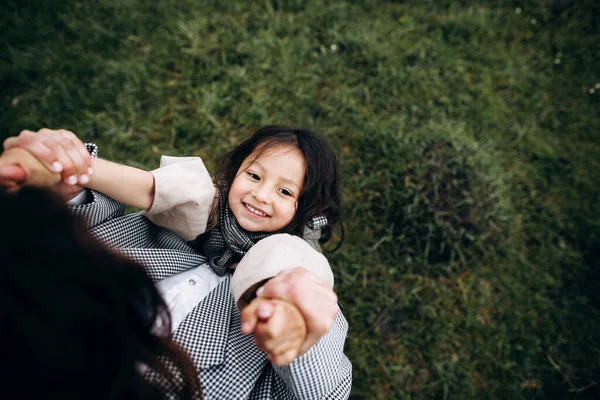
0, 187, 201, 399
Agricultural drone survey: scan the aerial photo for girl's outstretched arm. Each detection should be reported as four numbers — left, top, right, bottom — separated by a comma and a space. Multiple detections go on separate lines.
4, 128, 216, 240
87, 157, 155, 210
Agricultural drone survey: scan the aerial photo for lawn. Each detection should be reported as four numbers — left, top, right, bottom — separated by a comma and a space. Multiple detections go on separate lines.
1, 0, 599, 398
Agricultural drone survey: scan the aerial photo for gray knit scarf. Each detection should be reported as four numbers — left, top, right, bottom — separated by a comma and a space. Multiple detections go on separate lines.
204, 186, 328, 276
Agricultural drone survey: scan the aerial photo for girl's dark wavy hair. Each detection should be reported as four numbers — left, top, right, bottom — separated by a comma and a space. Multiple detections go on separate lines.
0, 187, 202, 399
215, 125, 343, 249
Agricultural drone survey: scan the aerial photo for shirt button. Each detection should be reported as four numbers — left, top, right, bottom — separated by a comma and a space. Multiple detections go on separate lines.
188, 279, 196, 285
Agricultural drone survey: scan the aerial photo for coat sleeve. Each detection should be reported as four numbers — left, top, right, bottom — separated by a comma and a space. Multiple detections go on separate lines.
143, 156, 216, 241
67, 142, 127, 230
272, 310, 352, 399
68, 189, 127, 230
230, 234, 334, 309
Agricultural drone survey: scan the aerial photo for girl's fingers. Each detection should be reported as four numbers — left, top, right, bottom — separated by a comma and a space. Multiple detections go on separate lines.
242, 298, 275, 333
59, 139, 88, 184
241, 298, 268, 334
270, 348, 299, 366
257, 302, 274, 322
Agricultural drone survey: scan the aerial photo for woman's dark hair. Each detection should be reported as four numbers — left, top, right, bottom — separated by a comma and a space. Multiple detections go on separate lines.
215, 125, 343, 248
0, 187, 201, 399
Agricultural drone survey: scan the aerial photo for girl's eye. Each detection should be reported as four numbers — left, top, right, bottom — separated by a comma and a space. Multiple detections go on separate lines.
247, 172, 260, 180
279, 188, 293, 197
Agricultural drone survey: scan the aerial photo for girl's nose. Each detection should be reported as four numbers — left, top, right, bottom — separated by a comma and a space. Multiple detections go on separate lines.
253, 185, 270, 203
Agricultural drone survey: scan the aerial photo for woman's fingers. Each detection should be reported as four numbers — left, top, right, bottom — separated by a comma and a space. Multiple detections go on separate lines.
43, 138, 79, 185
4, 131, 62, 173
40, 129, 91, 184
55, 129, 92, 182
257, 268, 338, 318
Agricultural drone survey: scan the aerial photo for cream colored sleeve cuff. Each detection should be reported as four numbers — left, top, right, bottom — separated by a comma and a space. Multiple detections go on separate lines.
143, 155, 215, 241
231, 234, 334, 309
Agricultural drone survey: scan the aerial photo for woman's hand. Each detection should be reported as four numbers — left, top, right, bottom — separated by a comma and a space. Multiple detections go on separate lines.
0, 163, 27, 188
0, 148, 61, 187
4, 129, 92, 186
241, 297, 307, 365
0, 148, 84, 200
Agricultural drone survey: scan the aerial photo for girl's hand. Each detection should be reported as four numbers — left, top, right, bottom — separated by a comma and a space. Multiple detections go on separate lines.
250, 268, 339, 357
241, 297, 307, 365
4, 129, 93, 186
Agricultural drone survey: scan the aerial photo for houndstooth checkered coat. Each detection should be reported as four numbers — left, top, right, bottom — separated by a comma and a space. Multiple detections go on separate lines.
69, 190, 352, 399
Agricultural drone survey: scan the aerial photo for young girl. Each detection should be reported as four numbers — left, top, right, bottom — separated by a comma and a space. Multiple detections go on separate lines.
149, 125, 342, 274
1, 125, 343, 364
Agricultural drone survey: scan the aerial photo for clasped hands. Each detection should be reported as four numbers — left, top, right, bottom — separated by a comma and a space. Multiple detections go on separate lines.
0, 129, 340, 365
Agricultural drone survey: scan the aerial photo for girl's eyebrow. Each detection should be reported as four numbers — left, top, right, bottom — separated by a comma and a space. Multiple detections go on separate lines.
253, 160, 301, 189
248, 159, 264, 170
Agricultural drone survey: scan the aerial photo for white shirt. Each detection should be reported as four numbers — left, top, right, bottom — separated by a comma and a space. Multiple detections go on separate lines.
155, 265, 226, 332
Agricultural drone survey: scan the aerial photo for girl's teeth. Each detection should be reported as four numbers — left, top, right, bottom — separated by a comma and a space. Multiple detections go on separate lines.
245, 203, 266, 217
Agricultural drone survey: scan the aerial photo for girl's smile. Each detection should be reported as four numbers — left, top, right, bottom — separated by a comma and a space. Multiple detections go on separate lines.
228, 144, 305, 233
243, 202, 269, 217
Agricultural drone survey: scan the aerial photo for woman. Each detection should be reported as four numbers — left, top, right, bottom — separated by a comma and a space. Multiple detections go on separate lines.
1, 186, 202, 399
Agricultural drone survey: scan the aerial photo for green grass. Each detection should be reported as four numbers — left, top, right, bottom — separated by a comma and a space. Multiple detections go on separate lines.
2, 0, 599, 398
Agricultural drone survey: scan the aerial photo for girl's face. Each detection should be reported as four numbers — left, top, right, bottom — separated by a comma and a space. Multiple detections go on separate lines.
228, 144, 305, 233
